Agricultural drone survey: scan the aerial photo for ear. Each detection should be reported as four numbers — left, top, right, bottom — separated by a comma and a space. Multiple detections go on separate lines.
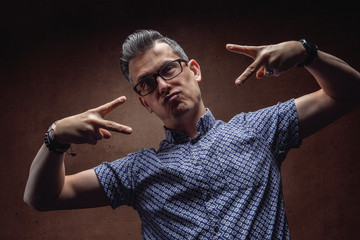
188, 59, 202, 82
138, 97, 153, 113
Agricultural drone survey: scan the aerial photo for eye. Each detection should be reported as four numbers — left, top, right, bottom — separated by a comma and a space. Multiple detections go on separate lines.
139, 77, 156, 90
160, 62, 177, 78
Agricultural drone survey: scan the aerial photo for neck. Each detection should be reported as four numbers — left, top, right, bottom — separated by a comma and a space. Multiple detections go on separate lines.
165, 104, 206, 138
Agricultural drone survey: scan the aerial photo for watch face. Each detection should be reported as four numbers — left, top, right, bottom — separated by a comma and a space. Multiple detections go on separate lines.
49, 122, 57, 131
301, 39, 318, 51
298, 39, 318, 67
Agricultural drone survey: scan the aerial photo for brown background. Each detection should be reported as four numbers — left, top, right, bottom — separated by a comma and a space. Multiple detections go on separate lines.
1, 1, 360, 239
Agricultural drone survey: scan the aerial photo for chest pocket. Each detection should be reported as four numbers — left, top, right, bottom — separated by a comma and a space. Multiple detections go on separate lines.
206, 129, 272, 191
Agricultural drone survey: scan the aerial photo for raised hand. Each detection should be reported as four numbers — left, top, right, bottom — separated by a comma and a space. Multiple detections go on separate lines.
53, 96, 133, 145
226, 41, 306, 85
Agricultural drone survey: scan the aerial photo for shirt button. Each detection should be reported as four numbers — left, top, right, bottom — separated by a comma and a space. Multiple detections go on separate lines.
214, 226, 219, 233
194, 161, 200, 166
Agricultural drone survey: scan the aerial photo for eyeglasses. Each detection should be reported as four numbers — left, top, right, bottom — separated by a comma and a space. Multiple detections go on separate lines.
133, 59, 188, 96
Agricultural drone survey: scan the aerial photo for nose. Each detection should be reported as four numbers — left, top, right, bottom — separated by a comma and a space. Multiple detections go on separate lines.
157, 76, 171, 95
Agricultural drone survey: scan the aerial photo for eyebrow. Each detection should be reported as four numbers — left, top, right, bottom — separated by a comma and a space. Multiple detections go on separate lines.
137, 60, 173, 82
137, 72, 153, 82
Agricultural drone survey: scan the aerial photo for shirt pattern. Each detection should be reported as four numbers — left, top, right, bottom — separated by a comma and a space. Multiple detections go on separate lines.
94, 99, 301, 239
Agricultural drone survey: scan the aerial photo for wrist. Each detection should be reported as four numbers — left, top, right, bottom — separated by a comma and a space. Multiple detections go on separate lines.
297, 38, 318, 67
44, 122, 71, 154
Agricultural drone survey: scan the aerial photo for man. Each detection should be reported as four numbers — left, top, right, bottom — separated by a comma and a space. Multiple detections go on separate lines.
24, 29, 360, 239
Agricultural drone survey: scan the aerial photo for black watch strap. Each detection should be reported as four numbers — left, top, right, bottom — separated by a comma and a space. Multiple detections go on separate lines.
44, 122, 71, 154
297, 39, 318, 67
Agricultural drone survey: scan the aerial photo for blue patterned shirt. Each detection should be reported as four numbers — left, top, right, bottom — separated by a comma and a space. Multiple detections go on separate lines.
94, 99, 301, 239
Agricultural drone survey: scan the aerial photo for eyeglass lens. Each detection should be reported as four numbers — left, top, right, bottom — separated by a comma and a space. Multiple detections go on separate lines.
135, 60, 183, 96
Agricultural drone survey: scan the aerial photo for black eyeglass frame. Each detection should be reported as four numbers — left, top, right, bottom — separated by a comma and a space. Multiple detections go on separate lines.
133, 59, 188, 96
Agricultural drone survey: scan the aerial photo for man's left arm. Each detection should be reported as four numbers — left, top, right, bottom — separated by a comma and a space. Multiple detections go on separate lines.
294, 50, 360, 138
226, 41, 360, 139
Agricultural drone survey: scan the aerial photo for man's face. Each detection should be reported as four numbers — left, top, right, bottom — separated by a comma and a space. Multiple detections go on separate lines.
129, 42, 204, 129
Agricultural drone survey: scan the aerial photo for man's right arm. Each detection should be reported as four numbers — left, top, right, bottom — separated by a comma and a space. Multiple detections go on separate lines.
24, 144, 109, 210
24, 96, 133, 211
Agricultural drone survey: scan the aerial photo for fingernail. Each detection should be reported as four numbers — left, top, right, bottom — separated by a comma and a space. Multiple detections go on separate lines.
119, 96, 126, 101
235, 79, 242, 85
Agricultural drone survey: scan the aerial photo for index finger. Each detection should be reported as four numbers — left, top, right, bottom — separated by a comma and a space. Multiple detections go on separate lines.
236, 57, 264, 85
91, 96, 127, 117
226, 44, 260, 59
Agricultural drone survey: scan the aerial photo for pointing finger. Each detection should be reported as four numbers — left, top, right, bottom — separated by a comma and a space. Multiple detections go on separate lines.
93, 119, 133, 135
235, 57, 264, 85
226, 44, 260, 59
92, 96, 127, 117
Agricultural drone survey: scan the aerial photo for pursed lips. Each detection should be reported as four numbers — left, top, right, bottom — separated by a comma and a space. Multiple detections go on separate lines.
163, 90, 181, 104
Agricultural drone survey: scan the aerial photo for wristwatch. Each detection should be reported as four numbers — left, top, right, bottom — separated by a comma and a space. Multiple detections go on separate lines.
44, 122, 71, 154
297, 39, 318, 67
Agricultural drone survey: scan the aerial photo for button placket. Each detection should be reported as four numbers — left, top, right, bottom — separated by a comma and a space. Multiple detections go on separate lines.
189, 132, 220, 238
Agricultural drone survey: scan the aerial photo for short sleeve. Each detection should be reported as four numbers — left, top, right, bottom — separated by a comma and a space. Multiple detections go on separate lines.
232, 99, 301, 163
94, 153, 138, 209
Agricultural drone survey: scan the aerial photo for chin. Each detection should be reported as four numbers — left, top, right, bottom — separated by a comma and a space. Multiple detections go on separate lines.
172, 102, 199, 119
171, 106, 189, 118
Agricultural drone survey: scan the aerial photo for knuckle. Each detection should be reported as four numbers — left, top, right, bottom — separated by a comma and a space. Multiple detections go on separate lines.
102, 103, 111, 112
84, 113, 100, 126
105, 120, 114, 130
247, 65, 257, 73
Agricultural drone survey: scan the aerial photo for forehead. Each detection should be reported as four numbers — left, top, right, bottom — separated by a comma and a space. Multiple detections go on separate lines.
129, 42, 179, 83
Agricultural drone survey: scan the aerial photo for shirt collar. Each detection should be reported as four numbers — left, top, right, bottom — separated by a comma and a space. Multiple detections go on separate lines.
164, 109, 216, 144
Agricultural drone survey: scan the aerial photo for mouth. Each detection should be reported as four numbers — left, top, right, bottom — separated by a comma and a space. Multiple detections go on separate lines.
163, 90, 181, 104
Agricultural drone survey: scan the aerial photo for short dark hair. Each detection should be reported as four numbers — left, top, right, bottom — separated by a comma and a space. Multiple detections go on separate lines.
120, 29, 189, 84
